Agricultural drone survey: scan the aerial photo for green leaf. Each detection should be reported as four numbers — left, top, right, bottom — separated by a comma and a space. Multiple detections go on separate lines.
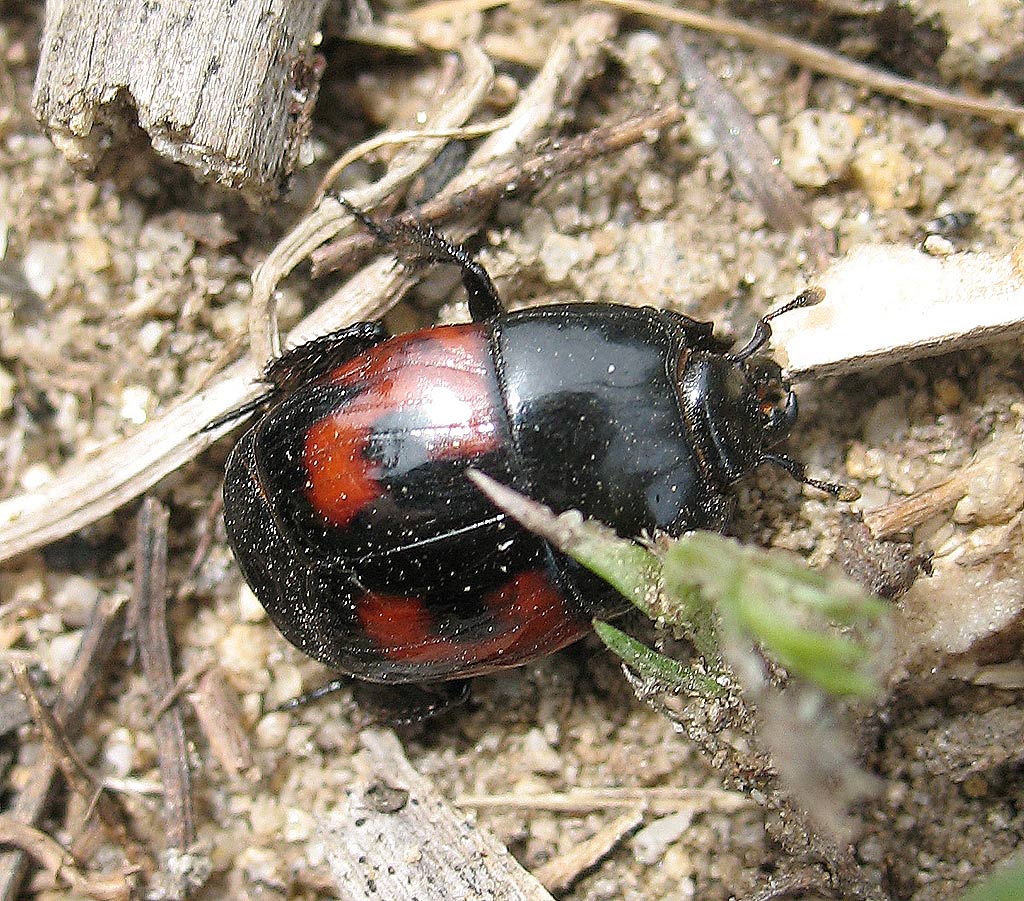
962, 860, 1024, 901
593, 620, 725, 697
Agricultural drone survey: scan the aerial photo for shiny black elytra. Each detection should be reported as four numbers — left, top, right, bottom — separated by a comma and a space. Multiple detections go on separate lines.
222, 207, 841, 694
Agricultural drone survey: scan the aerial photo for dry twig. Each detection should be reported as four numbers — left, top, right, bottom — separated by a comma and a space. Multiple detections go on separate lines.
455, 786, 750, 816
0, 593, 126, 900
188, 668, 255, 780
533, 808, 643, 894
10, 664, 137, 856
595, 0, 1024, 126
310, 105, 685, 278
248, 42, 496, 363
0, 815, 132, 901
133, 498, 195, 853
669, 33, 809, 234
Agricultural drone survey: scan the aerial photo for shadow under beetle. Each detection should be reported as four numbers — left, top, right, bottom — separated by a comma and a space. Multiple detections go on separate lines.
222, 204, 850, 702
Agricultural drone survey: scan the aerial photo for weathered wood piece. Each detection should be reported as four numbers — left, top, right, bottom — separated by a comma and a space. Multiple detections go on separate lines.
772, 243, 1024, 380
33, 0, 328, 198
319, 729, 556, 901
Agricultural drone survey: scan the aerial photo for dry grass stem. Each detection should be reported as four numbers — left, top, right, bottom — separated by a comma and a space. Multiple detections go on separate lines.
534, 808, 644, 894
596, 0, 1024, 126
0, 816, 133, 901
454, 786, 751, 816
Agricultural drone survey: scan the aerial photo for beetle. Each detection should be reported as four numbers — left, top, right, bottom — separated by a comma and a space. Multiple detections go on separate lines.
222, 205, 849, 697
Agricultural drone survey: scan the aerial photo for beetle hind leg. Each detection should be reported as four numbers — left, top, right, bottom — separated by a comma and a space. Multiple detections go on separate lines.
340, 196, 504, 322
276, 677, 471, 722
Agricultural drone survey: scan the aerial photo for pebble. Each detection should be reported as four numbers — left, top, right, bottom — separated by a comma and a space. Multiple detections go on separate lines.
77, 229, 112, 272
851, 136, 920, 210
283, 807, 316, 843
218, 623, 270, 680
538, 233, 594, 284
264, 662, 303, 710
42, 629, 82, 679
237, 584, 266, 623
103, 727, 135, 778
249, 795, 285, 837
631, 810, 695, 864
779, 110, 861, 187
0, 366, 15, 416
22, 240, 68, 298
51, 574, 101, 623
522, 727, 562, 774
119, 384, 153, 425
255, 711, 290, 749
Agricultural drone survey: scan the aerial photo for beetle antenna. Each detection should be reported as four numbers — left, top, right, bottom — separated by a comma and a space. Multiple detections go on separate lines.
729, 287, 825, 362
762, 451, 860, 502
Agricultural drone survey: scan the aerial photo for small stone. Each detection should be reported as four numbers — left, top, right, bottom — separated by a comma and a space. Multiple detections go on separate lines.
103, 728, 135, 778
265, 663, 303, 710
237, 585, 266, 623
283, 807, 315, 843
51, 575, 101, 623
631, 810, 695, 864
851, 136, 920, 210
962, 774, 988, 799
923, 235, 956, 256
219, 624, 270, 680
0, 366, 15, 416
42, 630, 82, 679
137, 320, 165, 354
636, 172, 675, 214
22, 241, 68, 299
255, 711, 290, 749
248, 795, 285, 836
522, 727, 562, 774
77, 230, 111, 272
120, 385, 154, 425
779, 110, 862, 187
933, 378, 962, 411
538, 233, 593, 284
19, 463, 53, 491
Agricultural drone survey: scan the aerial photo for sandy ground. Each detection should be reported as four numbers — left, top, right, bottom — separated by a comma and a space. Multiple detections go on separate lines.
1, 1, 1024, 899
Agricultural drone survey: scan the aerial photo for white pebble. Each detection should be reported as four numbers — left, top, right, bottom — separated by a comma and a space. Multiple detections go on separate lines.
22, 241, 68, 299
237, 585, 266, 623
780, 110, 862, 187
255, 711, 290, 749
631, 810, 695, 864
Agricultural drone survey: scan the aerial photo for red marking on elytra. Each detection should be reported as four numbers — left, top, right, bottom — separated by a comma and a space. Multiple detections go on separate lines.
357, 592, 442, 659
356, 569, 587, 672
481, 570, 585, 660
302, 324, 501, 528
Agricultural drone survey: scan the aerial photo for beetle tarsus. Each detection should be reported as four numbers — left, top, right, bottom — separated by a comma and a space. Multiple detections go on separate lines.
276, 677, 352, 711
763, 451, 860, 501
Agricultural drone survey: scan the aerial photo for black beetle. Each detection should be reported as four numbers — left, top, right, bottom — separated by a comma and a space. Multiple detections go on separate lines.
222, 206, 847, 693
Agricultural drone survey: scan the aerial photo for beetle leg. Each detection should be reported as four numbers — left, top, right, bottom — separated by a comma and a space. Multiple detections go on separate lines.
762, 452, 861, 502
275, 677, 353, 711
340, 197, 505, 322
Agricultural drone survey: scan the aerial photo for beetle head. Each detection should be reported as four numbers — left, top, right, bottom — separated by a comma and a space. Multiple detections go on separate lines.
680, 350, 856, 501
680, 350, 791, 490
